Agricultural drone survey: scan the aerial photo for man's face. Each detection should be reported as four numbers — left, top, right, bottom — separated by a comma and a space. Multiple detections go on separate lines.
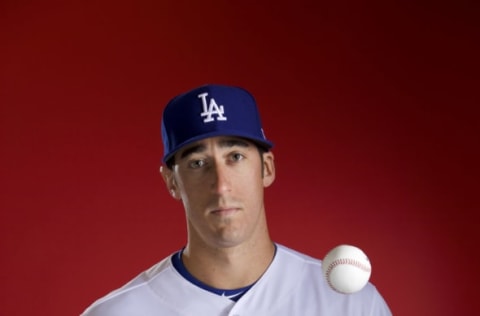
161, 136, 275, 249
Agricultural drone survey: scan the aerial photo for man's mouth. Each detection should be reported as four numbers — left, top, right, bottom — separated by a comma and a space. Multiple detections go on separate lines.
210, 207, 240, 215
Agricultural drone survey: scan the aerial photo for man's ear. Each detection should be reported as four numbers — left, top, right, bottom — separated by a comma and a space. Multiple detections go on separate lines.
160, 165, 181, 200
262, 151, 275, 188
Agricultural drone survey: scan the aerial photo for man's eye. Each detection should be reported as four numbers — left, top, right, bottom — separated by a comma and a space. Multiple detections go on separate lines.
189, 159, 206, 169
231, 153, 245, 162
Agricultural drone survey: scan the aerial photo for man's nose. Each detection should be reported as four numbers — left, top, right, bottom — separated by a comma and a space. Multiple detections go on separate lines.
211, 161, 231, 194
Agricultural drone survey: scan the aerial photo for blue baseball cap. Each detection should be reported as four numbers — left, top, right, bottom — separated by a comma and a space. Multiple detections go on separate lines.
161, 84, 273, 163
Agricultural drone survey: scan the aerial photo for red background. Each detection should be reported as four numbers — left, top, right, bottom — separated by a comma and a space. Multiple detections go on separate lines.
1, 1, 478, 315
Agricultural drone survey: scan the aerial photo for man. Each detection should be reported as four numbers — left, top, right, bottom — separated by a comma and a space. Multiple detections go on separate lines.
81, 84, 392, 315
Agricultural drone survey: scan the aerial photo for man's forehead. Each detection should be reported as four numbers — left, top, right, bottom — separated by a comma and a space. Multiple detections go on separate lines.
177, 136, 252, 159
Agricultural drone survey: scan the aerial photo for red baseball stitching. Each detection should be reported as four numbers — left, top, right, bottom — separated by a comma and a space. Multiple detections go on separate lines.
325, 258, 371, 292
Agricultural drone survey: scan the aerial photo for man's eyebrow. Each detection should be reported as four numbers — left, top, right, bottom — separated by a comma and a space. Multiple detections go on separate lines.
178, 139, 251, 160
218, 138, 251, 148
179, 144, 206, 160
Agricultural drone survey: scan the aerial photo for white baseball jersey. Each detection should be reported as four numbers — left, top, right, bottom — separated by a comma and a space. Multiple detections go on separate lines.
81, 244, 392, 315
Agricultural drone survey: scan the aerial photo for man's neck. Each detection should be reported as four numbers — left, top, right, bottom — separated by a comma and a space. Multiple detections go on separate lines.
181, 239, 276, 290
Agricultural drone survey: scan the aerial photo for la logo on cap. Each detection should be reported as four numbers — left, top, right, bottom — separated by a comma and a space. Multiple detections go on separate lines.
198, 92, 227, 123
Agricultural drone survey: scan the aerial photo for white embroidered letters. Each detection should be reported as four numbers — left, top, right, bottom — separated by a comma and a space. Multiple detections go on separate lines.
198, 92, 227, 123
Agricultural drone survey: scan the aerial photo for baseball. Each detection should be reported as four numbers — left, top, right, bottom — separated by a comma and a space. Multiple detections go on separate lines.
322, 244, 372, 294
